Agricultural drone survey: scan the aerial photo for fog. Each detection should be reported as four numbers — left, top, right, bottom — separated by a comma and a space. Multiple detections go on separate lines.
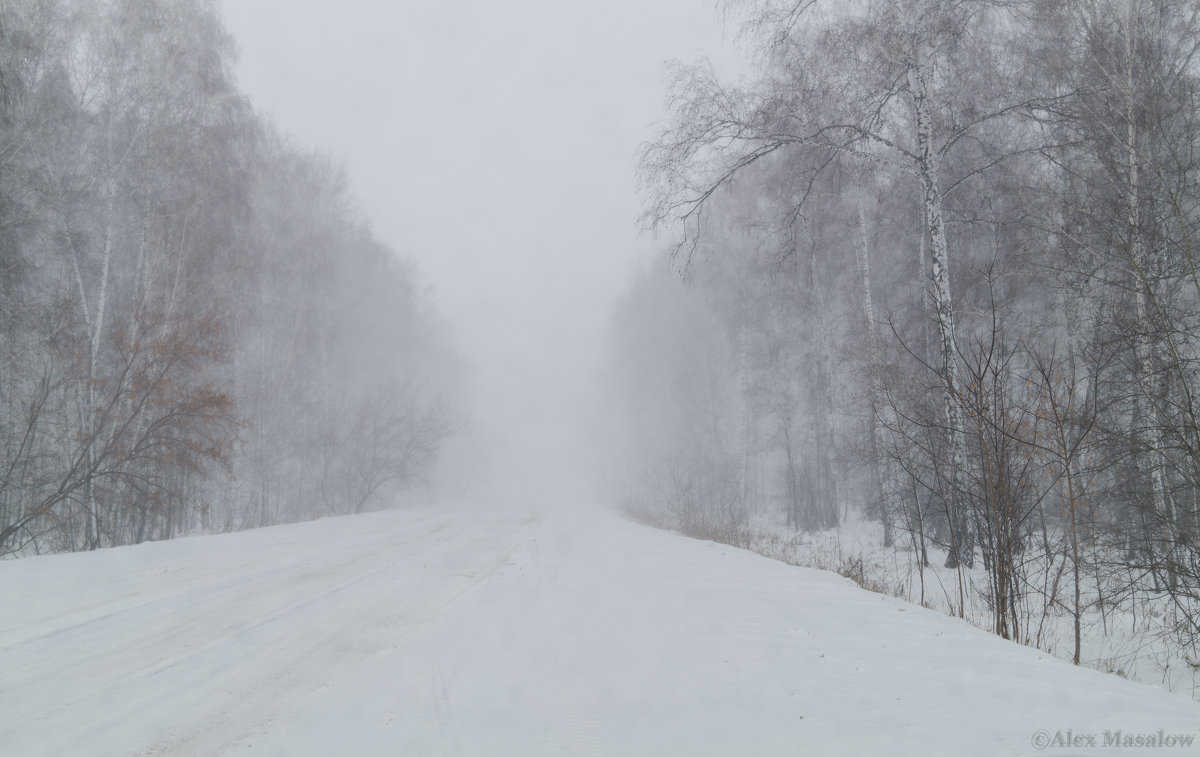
218, 1, 740, 506
6, 3, 1200, 749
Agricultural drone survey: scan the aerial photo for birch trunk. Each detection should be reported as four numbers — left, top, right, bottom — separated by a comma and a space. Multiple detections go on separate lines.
856, 188, 893, 546
68, 179, 116, 550
911, 59, 974, 568
1123, 0, 1175, 586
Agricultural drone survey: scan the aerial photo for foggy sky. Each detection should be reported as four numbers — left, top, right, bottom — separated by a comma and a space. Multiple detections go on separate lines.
219, 1, 741, 504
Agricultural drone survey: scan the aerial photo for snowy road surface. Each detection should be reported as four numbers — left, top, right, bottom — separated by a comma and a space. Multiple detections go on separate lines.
2, 505, 1198, 756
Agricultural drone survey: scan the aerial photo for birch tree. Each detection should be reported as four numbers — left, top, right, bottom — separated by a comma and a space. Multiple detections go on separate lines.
1034, 0, 1200, 598
641, 0, 1060, 566
0, 0, 463, 553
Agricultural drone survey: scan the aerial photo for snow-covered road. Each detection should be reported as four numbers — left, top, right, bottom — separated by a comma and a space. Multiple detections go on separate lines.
2, 505, 1198, 756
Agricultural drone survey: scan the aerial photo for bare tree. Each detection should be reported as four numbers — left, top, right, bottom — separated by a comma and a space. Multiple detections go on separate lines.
639, 0, 1062, 566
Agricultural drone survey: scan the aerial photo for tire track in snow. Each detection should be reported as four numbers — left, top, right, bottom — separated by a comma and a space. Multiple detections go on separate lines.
1, 518, 456, 700
155, 513, 528, 757
0, 508, 530, 757
0, 509, 452, 652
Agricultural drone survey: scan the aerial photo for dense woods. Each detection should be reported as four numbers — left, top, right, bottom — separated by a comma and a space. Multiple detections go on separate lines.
616, 0, 1200, 662
0, 0, 459, 555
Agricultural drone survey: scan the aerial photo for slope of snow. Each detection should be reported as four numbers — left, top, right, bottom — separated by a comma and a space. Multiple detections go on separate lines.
740, 509, 1200, 698
2, 504, 1197, 756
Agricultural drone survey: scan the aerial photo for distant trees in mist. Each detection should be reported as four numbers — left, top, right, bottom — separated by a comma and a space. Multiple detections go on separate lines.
615, 0, 1200, 658
0, 0, 460, 555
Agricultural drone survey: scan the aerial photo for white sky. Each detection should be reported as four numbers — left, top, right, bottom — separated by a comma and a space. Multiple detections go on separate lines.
219, 1, 742, 504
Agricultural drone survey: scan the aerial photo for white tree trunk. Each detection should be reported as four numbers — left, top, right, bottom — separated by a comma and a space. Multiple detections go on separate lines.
911, 59, 973, 568
857, 190, 892, 545
1123, 0, 1175, 582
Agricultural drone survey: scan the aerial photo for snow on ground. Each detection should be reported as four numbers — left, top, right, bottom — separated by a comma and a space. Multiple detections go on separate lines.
2, 503, 1198, 756
740, 509, 1200, 699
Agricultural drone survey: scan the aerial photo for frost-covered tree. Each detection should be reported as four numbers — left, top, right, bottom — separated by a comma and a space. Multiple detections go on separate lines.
0, 0, 462, 555
618, 0, 1200, 650
640, 0, 1064, 566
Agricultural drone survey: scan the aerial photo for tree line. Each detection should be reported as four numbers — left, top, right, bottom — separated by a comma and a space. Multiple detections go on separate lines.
0, 0, 460, 555
612, 0, 1200, 661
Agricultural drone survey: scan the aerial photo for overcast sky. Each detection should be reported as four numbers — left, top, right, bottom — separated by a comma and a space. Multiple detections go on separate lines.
218, 1, 742, 503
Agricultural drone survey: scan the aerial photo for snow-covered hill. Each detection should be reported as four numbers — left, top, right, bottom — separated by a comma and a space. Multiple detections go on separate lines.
2, 504, 1197, 756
